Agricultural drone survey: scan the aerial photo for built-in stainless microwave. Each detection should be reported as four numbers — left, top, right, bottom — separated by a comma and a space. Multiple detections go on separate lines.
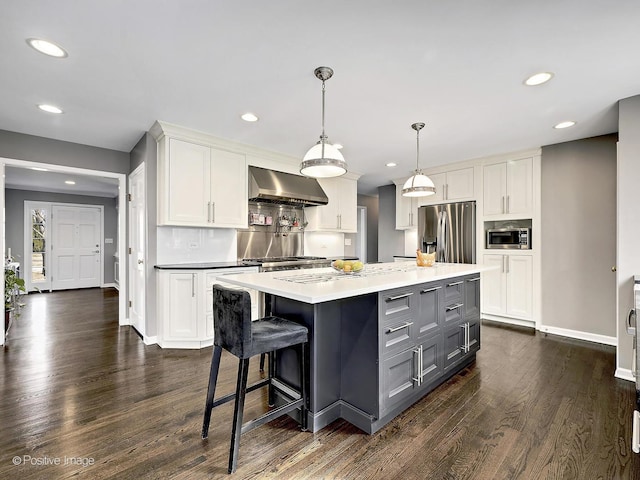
486, 227, 531, 249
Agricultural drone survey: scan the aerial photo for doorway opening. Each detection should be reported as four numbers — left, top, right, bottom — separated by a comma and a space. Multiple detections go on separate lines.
1, 157, 127, 346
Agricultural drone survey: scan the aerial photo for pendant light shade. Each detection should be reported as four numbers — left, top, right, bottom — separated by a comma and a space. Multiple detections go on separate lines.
402, 122, 436, 197
300, 66, 347, 178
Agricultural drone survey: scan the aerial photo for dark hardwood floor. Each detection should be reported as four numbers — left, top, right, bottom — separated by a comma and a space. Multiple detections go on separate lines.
1, 288, 639, 479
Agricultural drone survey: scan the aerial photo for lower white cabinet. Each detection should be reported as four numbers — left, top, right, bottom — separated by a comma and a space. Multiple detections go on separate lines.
157, 266, 259, 348
482, 253, 533, 321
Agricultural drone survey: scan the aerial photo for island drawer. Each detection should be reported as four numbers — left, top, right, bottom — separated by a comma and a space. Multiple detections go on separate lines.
381, 319, 415, 359
380, 288, 415, 322
443, 278, 464, 304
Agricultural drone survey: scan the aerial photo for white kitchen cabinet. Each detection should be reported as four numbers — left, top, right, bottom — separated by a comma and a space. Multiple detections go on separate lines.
483, 157, 532, 217
396, 167, 474, 228
162, 271, 201, 342
306, 177, 358, 232
157, 267, 259, 349
421, 167, 475, 205
482, 253, 533, 321
395, 185, 429, 229
157, 137, 247, 228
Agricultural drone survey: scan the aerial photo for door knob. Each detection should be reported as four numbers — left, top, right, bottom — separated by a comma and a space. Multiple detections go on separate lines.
138, 259, 144, 264
612, 266, 617, 272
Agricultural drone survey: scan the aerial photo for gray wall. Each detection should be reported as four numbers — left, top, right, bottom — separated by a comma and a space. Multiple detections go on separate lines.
377, 184, 404, 262
129, 132, 158, 337
0, 129, 129, 173
358, 194, 379, 263
618, 95, 640, 372
541, 135, 617, 338
5, 188, 118, 284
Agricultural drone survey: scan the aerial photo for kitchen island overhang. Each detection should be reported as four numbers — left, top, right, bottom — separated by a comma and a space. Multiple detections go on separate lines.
221, 262, 495, 434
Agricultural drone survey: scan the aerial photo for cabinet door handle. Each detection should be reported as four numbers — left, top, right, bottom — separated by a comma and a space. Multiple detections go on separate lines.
502, 256, 506, 273
445, 184, 449, 200
467, 277, 480, 282
211, 201, 215, 223
385, 321, 414, 334
420, 286, 442, 294
502, 196, 505, 214
191, 273, 195, 297
207, 202, 211, 223
447, 280, 463, 287
446, 303, 464, 312
505, 256, 509, 274
460, 323, 469, 353
506, 195, 510, 213
412, 347, 422, 386
385, 292, 414, 302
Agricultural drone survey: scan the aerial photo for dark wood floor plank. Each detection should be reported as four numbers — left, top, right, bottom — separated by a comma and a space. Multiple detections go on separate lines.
2, 289, 640, 479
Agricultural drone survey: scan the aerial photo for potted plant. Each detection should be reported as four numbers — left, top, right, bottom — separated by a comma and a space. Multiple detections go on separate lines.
5, 268, 26, 332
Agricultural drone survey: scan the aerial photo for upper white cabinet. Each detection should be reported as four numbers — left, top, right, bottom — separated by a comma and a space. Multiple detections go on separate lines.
421, 167, 475, 205
395, 166, 474, 229
154, 127, 247, 228
306, 177, 358, 232
395, 186, 429, 229
483, 157, 532, 217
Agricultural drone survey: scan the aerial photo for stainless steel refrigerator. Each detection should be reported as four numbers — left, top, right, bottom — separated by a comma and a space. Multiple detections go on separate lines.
417, 201, 476, 264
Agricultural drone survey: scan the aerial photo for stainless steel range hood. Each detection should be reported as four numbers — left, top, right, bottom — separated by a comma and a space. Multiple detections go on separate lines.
248, 166, 329, 206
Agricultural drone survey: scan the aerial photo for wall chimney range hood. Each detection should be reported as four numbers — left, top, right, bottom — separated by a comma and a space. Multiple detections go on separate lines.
248, 166, 329, 206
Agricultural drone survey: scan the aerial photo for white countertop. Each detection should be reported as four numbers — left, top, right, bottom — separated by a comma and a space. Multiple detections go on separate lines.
221, 261, 496, 304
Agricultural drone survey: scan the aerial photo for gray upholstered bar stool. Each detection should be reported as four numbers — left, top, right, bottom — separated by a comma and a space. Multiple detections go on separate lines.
201, 284, 308, 474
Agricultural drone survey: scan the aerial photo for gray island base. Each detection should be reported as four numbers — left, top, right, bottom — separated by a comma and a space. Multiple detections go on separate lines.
222, 263, 488, 434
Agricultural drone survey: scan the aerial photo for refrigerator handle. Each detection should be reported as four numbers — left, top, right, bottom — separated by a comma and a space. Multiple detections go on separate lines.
437, 210, 448, 263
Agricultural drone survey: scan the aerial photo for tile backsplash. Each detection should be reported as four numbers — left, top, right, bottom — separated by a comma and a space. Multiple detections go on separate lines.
157, 227, 237, 264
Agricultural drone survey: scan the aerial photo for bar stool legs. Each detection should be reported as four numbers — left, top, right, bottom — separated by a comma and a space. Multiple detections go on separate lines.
201, 345, 222, 439
229, 358, 250, 473
201, 343, 308, 474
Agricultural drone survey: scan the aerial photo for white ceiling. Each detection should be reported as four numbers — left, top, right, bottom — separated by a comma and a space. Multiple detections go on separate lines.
2, 1, 639, 196
4, 166, 119, 198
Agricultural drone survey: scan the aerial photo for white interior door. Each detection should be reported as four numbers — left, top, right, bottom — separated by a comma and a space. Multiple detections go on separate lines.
51, 205, 102, 290
128, 164, 146, 336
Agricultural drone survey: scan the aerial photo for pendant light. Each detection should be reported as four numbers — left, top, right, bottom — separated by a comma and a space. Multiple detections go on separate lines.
300, 66, 347, 178
402, 122, 435, 197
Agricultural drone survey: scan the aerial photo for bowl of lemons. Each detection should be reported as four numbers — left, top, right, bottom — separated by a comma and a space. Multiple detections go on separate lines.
332, 259, 364, 274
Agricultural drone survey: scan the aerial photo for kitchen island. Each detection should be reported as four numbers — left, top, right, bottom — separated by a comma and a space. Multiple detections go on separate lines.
222, 261, 493, 434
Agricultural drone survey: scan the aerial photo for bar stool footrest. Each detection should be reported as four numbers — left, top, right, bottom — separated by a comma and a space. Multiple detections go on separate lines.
240, 398, 304, 435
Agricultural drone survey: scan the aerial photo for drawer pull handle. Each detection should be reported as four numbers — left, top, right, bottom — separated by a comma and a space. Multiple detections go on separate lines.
386, 321, 414, 334
386, 292, 414, 302
446, 303, 464, 312
447, 281, 463, 287
420, 286, 442, 294
467, 277, 480, 282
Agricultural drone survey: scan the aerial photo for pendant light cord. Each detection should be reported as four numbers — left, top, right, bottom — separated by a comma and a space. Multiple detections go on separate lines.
416, 127, 420, 172
320, 79, 326, 159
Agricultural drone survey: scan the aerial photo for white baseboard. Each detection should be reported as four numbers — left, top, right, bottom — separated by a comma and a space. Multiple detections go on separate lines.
615, 368, 635, 382
482, 314, 535, 329
102, 283, 116, 289
538, 324, 616, 346
143, 335, 158, 346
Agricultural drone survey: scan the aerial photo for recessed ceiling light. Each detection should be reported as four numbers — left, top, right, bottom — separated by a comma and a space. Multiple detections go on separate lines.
38, 104, 63, 114
241, 113, 259, 122
27, 38, 68, 58
524, 72, 554, 86
554, 121, 576, 129
386, 162, 397, 167
31, 167, 49, 172
65, 180, 76, 185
